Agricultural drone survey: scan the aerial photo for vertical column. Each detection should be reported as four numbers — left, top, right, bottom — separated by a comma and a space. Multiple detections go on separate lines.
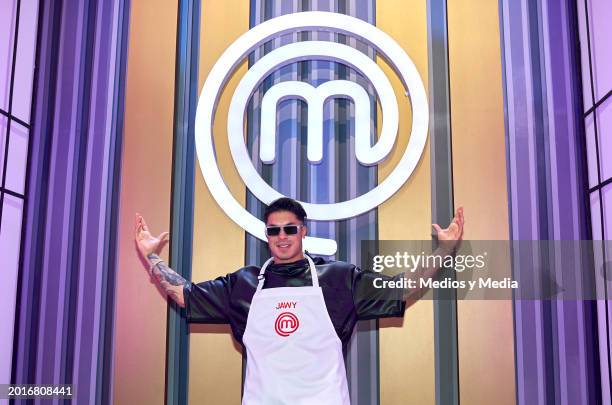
166, 1, 200, 404
577, 0, 612, 403
0, 0, 38, 395
13, 1, 130, 405
447, 0, 515, 404
426, 1, 459, 404
499, 0, 599, 404
114, 0, 178, 404
188, 0, 248, 402
336, 1, 380, 404
377, 0, 434, 403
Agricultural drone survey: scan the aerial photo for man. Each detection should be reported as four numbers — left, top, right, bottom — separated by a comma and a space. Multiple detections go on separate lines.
135, 197, 464, 404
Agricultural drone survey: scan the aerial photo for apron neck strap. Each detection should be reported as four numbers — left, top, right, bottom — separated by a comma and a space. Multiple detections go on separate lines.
256, 255, 319, 291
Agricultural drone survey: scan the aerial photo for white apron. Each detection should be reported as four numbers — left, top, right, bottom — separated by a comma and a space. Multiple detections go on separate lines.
242, 256, 351, 405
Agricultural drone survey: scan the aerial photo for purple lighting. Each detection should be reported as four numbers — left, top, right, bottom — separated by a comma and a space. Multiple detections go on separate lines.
578, 0, 612, 402
11, 0, 38, 123
0, 0, 38, 390
0, 115, 6, 181
5, 121, 28, 195
0, 193, 23, 385
598, 99, 612, 182
588, 0, 612, 102
0, 0, 17, 112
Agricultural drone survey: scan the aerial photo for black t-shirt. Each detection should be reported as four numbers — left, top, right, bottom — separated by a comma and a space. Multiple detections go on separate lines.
183, 254, 406, 347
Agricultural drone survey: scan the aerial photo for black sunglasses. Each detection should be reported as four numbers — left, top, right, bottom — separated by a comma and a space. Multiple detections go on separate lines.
265, 224, 303, 236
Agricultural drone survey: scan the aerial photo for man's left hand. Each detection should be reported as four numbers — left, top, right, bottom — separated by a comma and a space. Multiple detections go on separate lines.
432, 207, 464, 250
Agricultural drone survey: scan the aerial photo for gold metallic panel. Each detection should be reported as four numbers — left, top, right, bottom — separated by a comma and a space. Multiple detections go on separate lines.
113, 1, 178, 404
447, 0, 516, 404
188, 0, 250, 403
377, 0, 435, 404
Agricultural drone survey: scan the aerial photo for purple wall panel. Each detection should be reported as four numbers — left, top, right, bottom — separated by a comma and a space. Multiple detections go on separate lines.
597, 99, 611, 181
604, 184, 612, 239
5, 121, 28, 194
11, 0, 131, 402
500, 0, 601, 403
12, 0, 38, 123
591, 192, 602, 240
0, 115, 6, 181
0, 194, 23, 387
597, 299, 612, 405
580, 1, 612, 402
0, 0, 16, 111
577, 0, 592, 111
35, 0, 85, 388
588, 0, 612, 101
72, 0, 120, 401
585, 114, 597, 188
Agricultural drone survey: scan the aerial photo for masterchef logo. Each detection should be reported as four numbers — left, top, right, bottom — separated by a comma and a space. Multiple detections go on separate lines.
195, 12, 428, 256
274, 312, 300, 337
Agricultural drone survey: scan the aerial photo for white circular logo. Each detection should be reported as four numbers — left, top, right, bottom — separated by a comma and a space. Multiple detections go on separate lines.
195, 12, 428, 255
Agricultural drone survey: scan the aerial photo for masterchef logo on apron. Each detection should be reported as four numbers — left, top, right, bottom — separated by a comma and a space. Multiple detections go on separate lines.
274, 312, 300, 336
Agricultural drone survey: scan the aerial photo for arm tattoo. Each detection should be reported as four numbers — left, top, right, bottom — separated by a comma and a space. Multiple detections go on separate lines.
147, 253, 187, 287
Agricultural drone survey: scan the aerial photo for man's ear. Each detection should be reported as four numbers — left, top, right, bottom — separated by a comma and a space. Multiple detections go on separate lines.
301, 225, 307, 238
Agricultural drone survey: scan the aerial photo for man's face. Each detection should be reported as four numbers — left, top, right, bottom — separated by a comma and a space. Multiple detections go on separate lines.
266, 210, 307, 264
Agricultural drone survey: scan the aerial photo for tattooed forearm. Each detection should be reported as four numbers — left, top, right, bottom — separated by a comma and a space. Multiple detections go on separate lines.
147, 253, 186, 307
147, 254, 186, 286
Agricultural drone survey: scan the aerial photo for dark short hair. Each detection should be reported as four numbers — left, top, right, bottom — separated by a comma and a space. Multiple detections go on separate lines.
264, 198, 307, 224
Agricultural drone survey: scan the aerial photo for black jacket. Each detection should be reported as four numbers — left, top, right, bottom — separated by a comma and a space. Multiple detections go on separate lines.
184, 254, 406, 347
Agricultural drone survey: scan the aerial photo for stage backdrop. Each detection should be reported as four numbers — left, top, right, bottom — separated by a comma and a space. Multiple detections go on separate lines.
115, 0, 513, 404
6, 1, 608, 404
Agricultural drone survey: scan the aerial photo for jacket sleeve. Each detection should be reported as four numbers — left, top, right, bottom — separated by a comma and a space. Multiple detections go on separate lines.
351, 266, 406, 320
183, 273, 235, 324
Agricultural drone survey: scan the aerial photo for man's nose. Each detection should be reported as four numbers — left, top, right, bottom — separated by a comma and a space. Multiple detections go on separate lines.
277, 228, 292, 237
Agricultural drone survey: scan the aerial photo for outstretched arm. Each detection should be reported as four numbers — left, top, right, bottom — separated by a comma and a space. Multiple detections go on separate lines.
403, 207, 465, 304
148, 253, 187, 307
135, 213, 186, 307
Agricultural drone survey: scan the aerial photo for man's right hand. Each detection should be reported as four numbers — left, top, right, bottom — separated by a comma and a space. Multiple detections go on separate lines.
134, 213, 169, 259
134, 213, 186, 307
